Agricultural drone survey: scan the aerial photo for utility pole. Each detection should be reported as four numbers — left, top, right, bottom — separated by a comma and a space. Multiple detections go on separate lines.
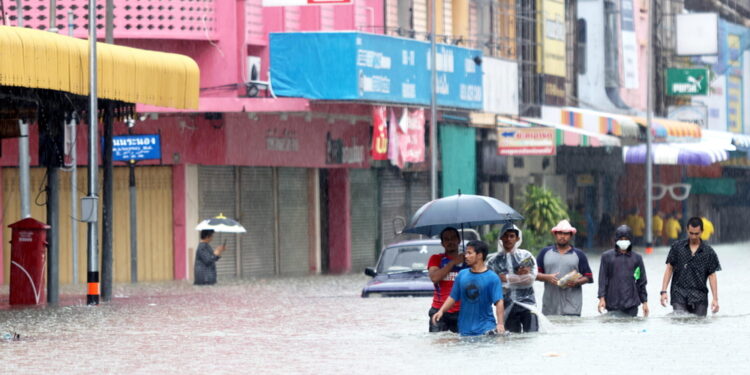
101, 0, 115, 302
645, 0, 656, 253
86, 0, 100, 306
429, 0, 438, 200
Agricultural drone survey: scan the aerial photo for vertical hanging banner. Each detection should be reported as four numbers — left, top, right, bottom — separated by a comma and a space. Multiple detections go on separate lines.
387, 108, 402, 167
537, 0, 566, 105
399, 108, 426, 164
371, 106, 388, 160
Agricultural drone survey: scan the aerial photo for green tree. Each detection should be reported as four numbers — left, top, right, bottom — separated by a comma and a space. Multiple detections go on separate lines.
520, 185, 569, 253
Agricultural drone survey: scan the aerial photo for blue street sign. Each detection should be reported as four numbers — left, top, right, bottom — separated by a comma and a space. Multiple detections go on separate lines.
111, 134, 161, 161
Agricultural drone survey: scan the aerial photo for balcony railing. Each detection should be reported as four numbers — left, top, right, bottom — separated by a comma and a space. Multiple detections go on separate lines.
2, 0, 217, 40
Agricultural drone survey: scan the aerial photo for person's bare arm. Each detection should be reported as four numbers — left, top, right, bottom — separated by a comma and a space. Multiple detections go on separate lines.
709, 273, 719, 313
494, 299, 505, 334
428, 254, 464, 283
431, 296, 457, 325
660, 264, 673, 307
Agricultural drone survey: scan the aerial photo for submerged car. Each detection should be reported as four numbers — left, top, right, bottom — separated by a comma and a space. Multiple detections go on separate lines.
361, 239, 445, 298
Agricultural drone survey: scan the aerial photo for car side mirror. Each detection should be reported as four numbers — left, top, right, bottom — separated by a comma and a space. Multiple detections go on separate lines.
364, 267, 377, 277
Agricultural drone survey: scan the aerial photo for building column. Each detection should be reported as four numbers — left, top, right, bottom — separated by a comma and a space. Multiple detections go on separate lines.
327, 168, 351, 274
172, 164, 187, 280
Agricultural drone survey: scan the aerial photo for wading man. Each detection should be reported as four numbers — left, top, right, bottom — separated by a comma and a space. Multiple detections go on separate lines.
597, 225, 649, 317
427, 227, 469, 332
432, 241, 505, 336
660, 217, 721, 316
536, 220, 594, 316
486, 223, 539, 332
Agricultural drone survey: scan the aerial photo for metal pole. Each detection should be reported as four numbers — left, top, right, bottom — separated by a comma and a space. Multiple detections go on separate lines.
645, 0, 655, 252
429, 0, 438, 200
129, 159, 137, 283
101, 104, 113, 302
47, 166, 59, 304
68, 12, 79, 284
87, 0, 100, 306
49, 0, 58, 33
15, 0, 22, 27
18, 120, 30, 218
105, 0, 114, 43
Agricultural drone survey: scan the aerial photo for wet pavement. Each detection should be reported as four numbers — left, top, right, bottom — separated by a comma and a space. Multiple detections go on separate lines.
2, 242, 749, 374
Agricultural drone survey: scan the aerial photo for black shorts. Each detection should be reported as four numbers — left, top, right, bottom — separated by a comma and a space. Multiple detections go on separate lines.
428, 307, 459, 333
607, 305, 639, 317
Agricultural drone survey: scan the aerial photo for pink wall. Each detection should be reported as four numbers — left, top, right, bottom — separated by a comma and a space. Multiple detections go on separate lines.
327, 168, 351, 274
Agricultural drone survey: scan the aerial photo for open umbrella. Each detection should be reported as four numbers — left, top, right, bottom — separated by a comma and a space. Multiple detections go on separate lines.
195, 213, 247, 233
402, 193, 523, 237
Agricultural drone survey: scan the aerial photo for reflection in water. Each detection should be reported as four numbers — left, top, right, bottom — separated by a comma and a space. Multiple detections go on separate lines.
2, 243, 750, 373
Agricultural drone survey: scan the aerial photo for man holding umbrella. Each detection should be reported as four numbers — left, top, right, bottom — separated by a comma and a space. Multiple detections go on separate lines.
427, 227, 469, 332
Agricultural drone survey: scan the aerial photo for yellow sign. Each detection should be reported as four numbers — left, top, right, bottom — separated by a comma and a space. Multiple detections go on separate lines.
537, 0, 566, 77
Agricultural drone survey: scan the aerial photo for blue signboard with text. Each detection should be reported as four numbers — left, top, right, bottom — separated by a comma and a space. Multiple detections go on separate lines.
111, 134, 161, 162
270, 32, 483, 110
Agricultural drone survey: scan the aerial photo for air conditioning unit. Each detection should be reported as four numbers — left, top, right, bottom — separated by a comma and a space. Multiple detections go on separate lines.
246, 56, 272, 98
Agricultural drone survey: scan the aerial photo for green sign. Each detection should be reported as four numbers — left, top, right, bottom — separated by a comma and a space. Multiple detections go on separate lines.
666, 68, 709, 96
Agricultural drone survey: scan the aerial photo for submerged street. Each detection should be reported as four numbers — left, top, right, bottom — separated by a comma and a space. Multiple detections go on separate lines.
2, 242, 748, 374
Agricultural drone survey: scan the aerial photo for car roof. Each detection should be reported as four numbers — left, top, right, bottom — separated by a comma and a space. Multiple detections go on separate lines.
384, 239, 443, 249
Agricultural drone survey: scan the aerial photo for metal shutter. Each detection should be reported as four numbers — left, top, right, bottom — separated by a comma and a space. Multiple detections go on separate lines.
278, 168, 310, 275
198, 166, 238, 278
380, 168, 408, 246
350, 169, 378, 272
239, 167, 276, 278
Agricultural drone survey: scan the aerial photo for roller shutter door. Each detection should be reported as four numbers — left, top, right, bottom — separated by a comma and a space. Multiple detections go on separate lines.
239, 167, 276, 278
278, 168, 310, 275
380, 168, 408, 246
350, 169, 378, 272
198, 166, 238, 278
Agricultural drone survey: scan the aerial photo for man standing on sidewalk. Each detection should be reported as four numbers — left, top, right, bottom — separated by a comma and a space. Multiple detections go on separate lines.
660, 217, 721, 316
536, 220, 594, 316
427, 227, 469, 332
432, 240, 505, 336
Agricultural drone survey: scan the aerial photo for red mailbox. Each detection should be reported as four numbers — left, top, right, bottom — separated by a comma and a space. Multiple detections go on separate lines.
9, 218, 50, 305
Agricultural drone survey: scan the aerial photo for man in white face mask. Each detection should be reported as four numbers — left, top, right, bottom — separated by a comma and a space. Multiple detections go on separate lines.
597, 225, 649, 317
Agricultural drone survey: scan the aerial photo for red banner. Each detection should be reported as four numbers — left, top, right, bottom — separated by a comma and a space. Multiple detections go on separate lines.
371, 106, 388, 160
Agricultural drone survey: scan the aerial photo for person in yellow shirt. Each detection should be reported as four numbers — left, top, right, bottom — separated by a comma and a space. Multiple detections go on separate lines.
652, 211, 664, 246
664, 213, 682, 246
631, 210, 646, 245
701, 217, 715, 242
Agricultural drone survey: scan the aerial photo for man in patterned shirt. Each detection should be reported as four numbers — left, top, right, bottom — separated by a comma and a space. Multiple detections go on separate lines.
660, 217, 721, 316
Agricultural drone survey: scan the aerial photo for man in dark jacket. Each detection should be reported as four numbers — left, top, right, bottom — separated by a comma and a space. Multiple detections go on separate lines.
597, 225, 649, 317
194, 229, 226, 285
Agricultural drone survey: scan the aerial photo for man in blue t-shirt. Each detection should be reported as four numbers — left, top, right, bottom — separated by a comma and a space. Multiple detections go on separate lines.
431, 240, 505, 336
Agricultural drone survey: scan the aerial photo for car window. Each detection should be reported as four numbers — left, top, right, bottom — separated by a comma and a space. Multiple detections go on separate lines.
377, 245, 444, 274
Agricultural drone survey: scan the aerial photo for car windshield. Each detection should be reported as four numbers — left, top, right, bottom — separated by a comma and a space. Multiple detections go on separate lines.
377, 244, 444, 274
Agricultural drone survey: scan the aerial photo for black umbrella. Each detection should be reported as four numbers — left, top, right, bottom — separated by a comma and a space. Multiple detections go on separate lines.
402, 193, 523, 237
195, 213, 247, 233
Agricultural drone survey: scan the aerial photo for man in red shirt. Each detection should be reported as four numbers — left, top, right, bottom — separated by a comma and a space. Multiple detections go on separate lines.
427, 227, 469, 332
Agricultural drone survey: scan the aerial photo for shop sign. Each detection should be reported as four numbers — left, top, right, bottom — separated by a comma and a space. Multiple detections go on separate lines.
497, 127, 555, 156
666, 68, 709, 95
111, 134, 161, 161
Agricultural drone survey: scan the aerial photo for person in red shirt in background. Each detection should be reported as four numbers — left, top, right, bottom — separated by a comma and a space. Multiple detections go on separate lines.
427, 227, 469, 332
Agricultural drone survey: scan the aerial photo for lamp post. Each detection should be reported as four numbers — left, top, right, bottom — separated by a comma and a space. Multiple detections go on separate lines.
645, 0, 655, 253
429, 0, 438, 200
87, 0, 100, 305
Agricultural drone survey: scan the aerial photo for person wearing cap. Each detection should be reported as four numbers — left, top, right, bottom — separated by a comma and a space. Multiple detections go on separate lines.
597, 225, 649, 317
486, 223, 539, 332
536, 219, 594, 316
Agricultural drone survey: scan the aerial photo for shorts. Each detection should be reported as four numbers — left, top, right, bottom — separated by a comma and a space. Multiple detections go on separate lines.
428, 307, 459, 333
672, 301, 708, 317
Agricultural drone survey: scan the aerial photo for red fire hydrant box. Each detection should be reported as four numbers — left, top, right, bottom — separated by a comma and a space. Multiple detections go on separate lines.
9, 218, 50, 305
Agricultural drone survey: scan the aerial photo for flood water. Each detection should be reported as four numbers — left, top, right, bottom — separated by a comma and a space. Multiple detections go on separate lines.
2, 242, 749, 374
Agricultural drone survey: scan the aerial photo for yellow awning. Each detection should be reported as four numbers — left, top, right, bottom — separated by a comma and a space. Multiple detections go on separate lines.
0, 26, 199, 109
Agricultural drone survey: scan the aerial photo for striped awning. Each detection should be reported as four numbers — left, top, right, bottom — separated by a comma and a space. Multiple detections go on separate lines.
631, 117, 702, 141
558, 107, 640, 138
520, 117, 621, 147
623, 143, 729, 165
732, 133, 750, 149
0, 25, 199, 109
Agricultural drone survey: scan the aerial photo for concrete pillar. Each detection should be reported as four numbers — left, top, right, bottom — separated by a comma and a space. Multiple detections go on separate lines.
327, 169, 351, 274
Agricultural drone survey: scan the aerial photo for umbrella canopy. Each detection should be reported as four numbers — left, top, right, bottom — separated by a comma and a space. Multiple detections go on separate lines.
402, 194, 523, 237
195, 213, 247, 233
623, 143, 730, 166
